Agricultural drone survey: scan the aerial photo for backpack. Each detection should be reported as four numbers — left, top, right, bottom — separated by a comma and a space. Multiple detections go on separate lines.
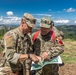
33, 30, 64, 45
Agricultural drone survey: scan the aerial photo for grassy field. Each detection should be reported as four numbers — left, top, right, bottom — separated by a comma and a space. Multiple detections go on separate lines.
61, 39, 76, 64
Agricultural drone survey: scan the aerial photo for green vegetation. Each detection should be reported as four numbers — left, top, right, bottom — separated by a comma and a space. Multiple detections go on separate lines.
56, 25, 76, 40
0, 25, 17, 52
61, 39, 76, 63
0, 26, 9, 39
0, 36, 3, 39
0, 25, 18, 38
0, 25, 76, 40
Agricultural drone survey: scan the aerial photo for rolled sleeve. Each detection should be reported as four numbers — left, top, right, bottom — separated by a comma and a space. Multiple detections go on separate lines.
9, 53, 20, 64
49, 45, 64, 59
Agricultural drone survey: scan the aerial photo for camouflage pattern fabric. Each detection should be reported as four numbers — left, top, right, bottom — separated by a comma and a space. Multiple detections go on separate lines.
33, 31, 64, 75
0, 67, 18, 75
40, 17, 53, 28
0, 27, 33, 75
52, 26, 64, 40
0, 40, 4, 51
40, 16, 64, 40
23, 13, 36, 28
35, 64, 59, 75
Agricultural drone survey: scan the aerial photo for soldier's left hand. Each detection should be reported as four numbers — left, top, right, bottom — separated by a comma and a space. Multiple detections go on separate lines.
36, 56, 41, 60
41, 52, 50, 61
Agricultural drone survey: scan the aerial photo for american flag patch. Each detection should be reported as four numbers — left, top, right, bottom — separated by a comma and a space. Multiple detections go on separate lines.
4, 33, 13, 40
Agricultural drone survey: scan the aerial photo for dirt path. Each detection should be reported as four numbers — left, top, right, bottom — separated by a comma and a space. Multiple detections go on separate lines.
59, 63, 76, 75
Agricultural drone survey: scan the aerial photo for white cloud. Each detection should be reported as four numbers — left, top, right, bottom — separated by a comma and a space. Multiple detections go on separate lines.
0, 16, 3, 21
0, 16, 21, 25
64, 8, 76, 12
54, 19, 69, 24
36, 18, 40, 22
33, 14, 52, 17
0, 12, 76, 25
74, 20, 76, 23
6, 11, 14, 16
0, 11, 21, 25
34, 14, 72, 25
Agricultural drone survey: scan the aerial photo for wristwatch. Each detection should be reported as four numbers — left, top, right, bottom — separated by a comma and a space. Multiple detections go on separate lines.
27, 53, 30, 59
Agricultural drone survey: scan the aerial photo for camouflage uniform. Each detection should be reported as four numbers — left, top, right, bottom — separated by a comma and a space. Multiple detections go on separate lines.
0, 13, 36, 75
32, 17, 64, 75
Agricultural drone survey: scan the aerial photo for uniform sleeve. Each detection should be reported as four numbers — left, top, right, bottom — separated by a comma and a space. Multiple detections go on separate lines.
47, 38, 64, 59
32, 32, 35, 44
27, 33, 34, 53
4, 32, 20, 64
31, 32, 36, 53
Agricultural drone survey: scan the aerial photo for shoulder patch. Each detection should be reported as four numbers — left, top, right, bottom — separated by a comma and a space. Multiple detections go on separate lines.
4, 33, 13, 40
56, 38, 64, 45
4, 32, 15, 47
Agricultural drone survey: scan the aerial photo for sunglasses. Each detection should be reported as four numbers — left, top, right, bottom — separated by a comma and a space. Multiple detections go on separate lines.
23, 16, 36, 24
41, 19, 52, 25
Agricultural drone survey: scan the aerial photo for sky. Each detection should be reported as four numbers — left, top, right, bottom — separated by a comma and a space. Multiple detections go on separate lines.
0, 0, 76, 25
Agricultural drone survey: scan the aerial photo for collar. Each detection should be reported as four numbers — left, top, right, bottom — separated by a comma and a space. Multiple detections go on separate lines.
17, 27, 25, 38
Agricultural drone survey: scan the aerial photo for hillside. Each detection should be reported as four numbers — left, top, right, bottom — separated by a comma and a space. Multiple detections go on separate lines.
0, 25, 76, 40
56, 25, 76, 40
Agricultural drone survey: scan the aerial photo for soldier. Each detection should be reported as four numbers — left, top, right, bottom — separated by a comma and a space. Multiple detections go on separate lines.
0, 13, 39, 75
32, 17, 64, 75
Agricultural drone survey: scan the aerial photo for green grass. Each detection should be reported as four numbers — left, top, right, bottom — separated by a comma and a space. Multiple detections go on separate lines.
0, 36, 3, 52
61, 38, 76, 64
0, 47, 4, 52
0, 36, 3, 39
61, 52, 76, 64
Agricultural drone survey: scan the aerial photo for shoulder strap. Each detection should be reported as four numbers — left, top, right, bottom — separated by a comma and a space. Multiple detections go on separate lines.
33, 30, 40, 41
33, 30, 56, 42
50, 30, 56, 41
33, 30, 64, 45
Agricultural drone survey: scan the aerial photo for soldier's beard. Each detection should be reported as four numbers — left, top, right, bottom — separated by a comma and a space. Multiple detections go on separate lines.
41, 31, 51, 41
23, 29, 31, 35
41, 31, 49, 35
23, 29, 27, 35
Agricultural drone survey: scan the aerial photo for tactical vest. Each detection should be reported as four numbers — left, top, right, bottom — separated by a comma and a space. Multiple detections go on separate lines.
33, 30, 64, 44
33, 30, 56, 42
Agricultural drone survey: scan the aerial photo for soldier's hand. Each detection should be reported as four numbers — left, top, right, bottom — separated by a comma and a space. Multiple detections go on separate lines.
41, 52, 50, 61
30, 54, 39, 63
36, 56, 41, 60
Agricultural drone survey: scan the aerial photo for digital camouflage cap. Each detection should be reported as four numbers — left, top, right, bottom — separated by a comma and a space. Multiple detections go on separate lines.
40, 17, 53, 28
23, 13, 36, 28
